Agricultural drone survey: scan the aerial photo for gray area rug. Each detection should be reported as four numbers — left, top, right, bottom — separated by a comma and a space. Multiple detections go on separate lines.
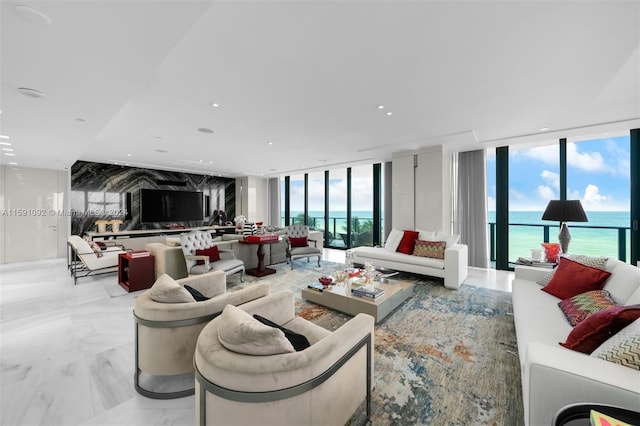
234, 260, 524, 426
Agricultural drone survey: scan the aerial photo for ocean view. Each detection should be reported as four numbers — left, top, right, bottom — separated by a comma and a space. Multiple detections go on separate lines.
488, 211, 631, 262
288, 210, 631, 262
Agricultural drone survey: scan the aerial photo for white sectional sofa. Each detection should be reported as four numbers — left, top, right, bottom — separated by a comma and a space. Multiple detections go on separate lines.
512, 258, 640, 426
351, 229, 468, 289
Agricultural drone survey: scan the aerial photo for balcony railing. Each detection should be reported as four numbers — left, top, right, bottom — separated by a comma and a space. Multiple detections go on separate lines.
489, 222, 631, 263
286, 215, 378, 248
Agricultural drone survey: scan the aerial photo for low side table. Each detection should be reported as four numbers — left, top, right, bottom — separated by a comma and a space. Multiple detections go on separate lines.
238, 239, 280, 277
118, 251, 155, 292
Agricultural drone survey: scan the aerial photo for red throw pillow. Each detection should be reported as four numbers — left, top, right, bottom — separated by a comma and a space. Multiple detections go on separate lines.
289, 237, 308, 248
541, 257, 611, 299
195, 246, 220, 265
560, 305, 640, 353
396, 230, 419, 255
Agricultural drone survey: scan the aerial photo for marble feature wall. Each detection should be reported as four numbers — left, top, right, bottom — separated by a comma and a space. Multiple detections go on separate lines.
71, 161, 235, 236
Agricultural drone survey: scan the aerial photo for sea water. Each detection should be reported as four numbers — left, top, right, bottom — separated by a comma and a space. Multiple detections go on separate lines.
488, 211, 631, 262
289, 210, 631, 262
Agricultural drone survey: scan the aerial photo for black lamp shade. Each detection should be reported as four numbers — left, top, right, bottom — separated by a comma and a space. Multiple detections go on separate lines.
541, 200, 588, 222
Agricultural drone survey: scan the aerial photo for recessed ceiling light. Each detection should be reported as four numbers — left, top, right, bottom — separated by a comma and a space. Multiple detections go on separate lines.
127, 153, 132, 157
0, 135, 9, 139
377, 105, 384, 109
210, 103, 220, 108
15, 5, 53, 26
386, 112, 393, 116
4, 153, 15, 156
17, 87, 45, 99
2, 148, 14, 151
9, 162, 18, 165
540, 127, 549, 131
198, 128, 214, 134
267, 141, 273, 145
0, 142, 11, 146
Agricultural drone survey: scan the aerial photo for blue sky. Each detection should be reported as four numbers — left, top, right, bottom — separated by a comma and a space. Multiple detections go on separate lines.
487, 135, 631, 212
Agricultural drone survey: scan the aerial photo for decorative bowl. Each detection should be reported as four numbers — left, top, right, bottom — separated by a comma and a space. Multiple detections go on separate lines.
319, 276, 333, 287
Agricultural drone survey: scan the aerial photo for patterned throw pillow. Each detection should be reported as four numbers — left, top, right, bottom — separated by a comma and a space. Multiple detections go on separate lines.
590, 318, 640, 370
560, 305, 640, 354
242, 223, 257, 236
558, 290, 619, 326
537, 254, 608, 286
413, 240, 446, 259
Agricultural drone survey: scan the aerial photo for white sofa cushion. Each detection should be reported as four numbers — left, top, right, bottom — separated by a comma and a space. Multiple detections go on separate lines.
217, 304, 295, 355
433, 231, 460, 248
354, 246, 445, 269
384, 229, 404, 252
603, 258, 640, 304
149, 273, 195, 303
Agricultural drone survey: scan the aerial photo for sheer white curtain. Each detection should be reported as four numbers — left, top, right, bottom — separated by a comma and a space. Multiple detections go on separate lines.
453, 150, 489, 268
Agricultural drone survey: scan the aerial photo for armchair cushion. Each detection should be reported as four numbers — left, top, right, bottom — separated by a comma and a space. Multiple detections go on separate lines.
254, 314, 311, 351
149, 274, 195, 303
217, 304, 295, 355
196, 246, 220, 264
289, 236, 308, 248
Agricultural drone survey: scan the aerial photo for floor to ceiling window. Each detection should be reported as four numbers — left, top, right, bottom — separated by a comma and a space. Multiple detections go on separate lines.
280, 163, 383, 249
307, 171, 325, 233
566, 136, 631, 259
350, 165, 374, 248
327, 169, 348, 248
491, 131, 635, 268
288, 174, 305, 225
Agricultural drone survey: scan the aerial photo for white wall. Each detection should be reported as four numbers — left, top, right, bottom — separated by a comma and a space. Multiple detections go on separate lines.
1, 165, 70, 264
392, 145, 452, 232
235, 176, 269, 224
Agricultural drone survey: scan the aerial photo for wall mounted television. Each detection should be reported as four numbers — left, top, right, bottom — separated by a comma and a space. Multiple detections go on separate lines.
140, 189, 204, 223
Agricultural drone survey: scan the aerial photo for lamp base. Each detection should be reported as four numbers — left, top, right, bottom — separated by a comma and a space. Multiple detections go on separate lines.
558, 222, 571, 254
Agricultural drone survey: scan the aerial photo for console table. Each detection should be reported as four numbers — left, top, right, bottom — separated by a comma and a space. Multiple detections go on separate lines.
86, 226, 236, 251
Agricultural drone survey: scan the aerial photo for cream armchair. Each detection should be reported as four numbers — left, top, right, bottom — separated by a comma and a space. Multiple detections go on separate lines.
133, 271, 269, 399
194, 290, 374, 425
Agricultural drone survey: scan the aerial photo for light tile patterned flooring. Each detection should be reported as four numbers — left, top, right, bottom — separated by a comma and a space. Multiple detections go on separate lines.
0, 249, 513, 426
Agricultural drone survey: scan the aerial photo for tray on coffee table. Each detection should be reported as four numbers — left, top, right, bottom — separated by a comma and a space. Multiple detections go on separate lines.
301, 279, 414, 323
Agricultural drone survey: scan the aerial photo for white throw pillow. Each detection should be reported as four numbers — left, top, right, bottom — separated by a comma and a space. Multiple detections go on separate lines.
149, 274, 195, 303
417, 228, 436, 241
434, 231, 460, 248
217, 304, 295, 355
384, 229, 404, 253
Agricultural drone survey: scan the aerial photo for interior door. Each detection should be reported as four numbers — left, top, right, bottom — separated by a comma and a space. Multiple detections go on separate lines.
3, 167, 65, 263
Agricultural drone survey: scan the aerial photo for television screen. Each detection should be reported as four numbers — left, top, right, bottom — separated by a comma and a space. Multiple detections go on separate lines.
140, 189, 204, 223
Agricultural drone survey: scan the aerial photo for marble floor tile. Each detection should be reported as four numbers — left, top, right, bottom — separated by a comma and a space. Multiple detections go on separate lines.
0, 250, 512, 425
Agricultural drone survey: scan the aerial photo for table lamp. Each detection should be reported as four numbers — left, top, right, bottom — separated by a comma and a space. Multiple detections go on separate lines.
541, 200, 588, 254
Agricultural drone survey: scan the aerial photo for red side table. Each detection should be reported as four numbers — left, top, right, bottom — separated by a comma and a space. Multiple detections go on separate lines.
118, 251, 155, 292
238, 239, 280, 277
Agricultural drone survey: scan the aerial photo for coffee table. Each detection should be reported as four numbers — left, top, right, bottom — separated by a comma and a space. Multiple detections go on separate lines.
301, 278, 414, 323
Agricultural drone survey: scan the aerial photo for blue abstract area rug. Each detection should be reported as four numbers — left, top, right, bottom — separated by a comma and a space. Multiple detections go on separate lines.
236, 260, 523, 426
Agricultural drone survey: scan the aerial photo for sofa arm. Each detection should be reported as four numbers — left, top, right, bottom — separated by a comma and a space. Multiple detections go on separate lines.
145, 243, 188, 280
514, 265, 553, 282
444, 244, 468, 289
524, 342, 640, 426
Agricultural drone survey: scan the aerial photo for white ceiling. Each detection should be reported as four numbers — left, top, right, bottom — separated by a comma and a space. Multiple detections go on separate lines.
1, 0, 639, 178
